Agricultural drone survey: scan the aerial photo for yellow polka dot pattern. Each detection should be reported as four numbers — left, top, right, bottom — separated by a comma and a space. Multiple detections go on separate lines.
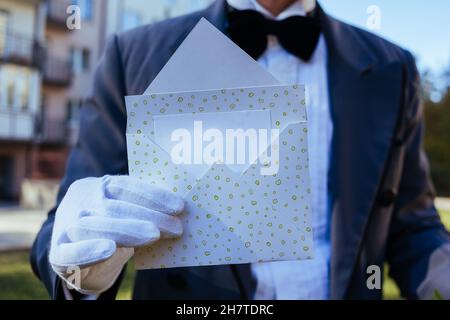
125, 84, 307, 138
125, 84, 313, 270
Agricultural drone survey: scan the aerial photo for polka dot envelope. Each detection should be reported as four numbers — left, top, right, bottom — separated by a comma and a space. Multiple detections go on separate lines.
125, 84, 313, 269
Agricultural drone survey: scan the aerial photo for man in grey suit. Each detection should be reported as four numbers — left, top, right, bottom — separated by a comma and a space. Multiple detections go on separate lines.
31, 0, 450, 299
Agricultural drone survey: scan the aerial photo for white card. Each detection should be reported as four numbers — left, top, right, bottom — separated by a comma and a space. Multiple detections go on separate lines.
153, 109, 272, 177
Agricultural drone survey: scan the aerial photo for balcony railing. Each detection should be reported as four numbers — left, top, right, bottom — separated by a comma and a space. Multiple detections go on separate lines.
0, 110, 35, 141
35, 116, 69, 145
43, 55, 73, 87
0, 110, 70, 144
0, 31, 44, 67
47, 0, 72, 29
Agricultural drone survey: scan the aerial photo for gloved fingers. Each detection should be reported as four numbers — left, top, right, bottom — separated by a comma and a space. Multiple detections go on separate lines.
103, 175, 184, 215
103, 199, 183, 238
50, 238, 117, 270
417, 244, 450, 299
66, 215, 161, 248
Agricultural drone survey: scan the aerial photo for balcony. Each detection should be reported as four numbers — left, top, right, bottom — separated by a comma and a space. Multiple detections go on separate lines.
0, 32, 44, 67
35, 116, 69, 145
0, 110, 35, 141
47, 0, 72, 30
42, 55, 73, 87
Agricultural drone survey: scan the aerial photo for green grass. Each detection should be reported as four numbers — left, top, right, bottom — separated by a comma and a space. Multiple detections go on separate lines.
439, 210, 450, 229
1, 210, 449, 300
0, 251, 49, 300
0, 250, 136, 300
383, 265, 401, 299
382, 209, 450, 299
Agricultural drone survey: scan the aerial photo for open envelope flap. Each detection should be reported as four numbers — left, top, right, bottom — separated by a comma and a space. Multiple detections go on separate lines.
127, 133, 258, 269
125, 84, 307, 138
131, 122, 313, 269
126, 133, 197, 197
240, 121, 313, 253
135, 166, 261, 270
144, 18, 280, 94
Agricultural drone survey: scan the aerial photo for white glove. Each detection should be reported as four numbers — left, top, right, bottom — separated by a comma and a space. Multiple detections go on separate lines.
417, 244, 450, 300
49, 175, 184, 295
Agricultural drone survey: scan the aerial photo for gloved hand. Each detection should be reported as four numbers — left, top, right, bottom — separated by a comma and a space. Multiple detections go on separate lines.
49, 175, 184, 295
417, 244, 450, 300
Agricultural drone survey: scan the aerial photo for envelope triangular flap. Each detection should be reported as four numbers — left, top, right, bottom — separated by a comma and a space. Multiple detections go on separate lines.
144, 18, 280, 94
125, 133, 197, 196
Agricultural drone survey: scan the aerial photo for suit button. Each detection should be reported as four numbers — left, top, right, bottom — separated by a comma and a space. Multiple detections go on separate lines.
379, 189, 396, 206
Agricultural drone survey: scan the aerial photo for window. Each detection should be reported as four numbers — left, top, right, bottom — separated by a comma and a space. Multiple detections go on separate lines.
0, 10, 9, 56
6, 80, 13, 108
0, 65, 35, 111
66, 99, 82, 125
16, 72, 29, 110
70, 47, 90, 73
82, 48, 90, 71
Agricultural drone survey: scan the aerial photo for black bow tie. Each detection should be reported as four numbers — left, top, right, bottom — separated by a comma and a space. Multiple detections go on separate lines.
226, 9, 322, 62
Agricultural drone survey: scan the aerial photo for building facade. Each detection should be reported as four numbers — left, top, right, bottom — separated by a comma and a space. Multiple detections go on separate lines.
0, 0, 45, 201
33, 0, 106, 179
104, 0, 212, 40
0, 0, 212, 206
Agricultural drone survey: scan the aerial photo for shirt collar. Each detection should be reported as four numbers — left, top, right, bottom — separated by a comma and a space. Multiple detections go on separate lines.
226, 0, 306, 20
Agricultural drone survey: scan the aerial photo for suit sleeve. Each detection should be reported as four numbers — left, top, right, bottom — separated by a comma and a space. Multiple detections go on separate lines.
30, 34, 129, 300
386, 51, 450, 299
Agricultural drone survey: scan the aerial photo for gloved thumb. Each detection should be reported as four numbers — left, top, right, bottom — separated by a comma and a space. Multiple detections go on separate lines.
50, 238, 116, 271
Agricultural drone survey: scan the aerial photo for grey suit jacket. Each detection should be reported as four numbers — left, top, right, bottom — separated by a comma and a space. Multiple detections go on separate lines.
31, 0, 450, 299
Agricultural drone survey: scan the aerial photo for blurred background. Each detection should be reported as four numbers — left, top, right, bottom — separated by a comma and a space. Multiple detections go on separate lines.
0, 0, 448, 299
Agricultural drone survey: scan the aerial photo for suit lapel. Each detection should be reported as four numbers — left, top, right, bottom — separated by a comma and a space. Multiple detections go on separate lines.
184, 1, 404, 300
319, 9, 404, 298
205, 0, 228, 31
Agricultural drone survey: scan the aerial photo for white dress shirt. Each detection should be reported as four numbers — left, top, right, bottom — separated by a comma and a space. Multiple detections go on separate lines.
227, 0, 333, 299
